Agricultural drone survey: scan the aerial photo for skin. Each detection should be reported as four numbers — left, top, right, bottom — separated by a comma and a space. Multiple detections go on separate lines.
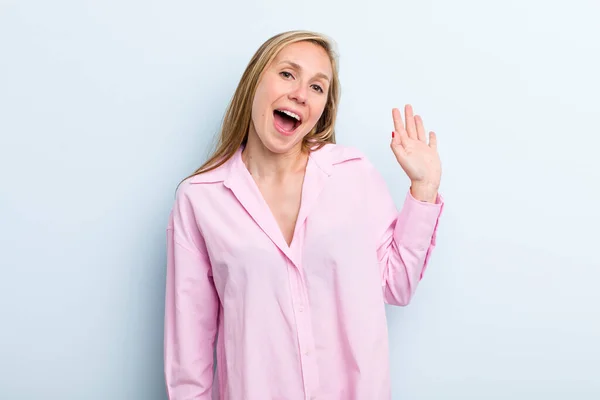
391, 105, 442, 203
242, 41, 442, 245
242, 41, 332, 246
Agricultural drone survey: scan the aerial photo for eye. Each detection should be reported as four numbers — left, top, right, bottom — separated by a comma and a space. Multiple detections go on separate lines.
311, 84, 324, 93
280, 71, 294, 79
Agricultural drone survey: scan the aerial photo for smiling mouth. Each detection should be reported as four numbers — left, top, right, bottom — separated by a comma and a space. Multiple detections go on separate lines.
273, 109, 302, 133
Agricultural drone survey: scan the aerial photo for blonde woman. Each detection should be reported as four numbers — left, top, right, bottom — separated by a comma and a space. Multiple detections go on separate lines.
164, 30, 444, 400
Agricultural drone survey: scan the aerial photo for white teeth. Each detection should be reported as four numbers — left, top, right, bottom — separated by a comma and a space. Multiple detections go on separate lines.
280, 110, 300, 121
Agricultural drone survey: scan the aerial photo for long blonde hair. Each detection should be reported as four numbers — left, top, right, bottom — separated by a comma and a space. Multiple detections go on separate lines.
184, 30, 341, 181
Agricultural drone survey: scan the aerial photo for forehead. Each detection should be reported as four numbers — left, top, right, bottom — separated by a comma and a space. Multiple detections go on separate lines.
272, 41, 333, 79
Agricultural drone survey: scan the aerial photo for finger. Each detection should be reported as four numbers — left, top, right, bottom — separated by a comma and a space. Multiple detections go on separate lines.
391, 108, 406, 138
392, 129, 409, 148
415, 115, 427, 142
405, 104, 418, 140
429, 131, 437, 150
390, 136, 408, 160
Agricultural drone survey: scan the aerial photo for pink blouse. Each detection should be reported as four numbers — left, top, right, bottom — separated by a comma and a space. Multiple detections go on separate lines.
164, 143, 444, 399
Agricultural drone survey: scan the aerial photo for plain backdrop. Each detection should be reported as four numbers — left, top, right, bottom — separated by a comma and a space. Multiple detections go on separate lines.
1, 0, 599, 399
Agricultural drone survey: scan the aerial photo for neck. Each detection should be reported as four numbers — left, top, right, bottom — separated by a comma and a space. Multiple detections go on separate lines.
242, 132, 308, 181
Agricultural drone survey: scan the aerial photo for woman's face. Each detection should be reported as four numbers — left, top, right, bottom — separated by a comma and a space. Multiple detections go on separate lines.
249, 41, 333, 155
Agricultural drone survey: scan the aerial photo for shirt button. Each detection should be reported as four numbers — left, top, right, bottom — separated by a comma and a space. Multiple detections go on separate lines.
298, 306, 304, 312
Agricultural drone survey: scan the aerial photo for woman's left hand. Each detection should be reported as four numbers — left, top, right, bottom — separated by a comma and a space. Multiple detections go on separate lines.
390, 104, 442, 203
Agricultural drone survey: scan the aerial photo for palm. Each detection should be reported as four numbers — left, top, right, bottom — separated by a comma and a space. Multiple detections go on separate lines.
390, 105, 441, 187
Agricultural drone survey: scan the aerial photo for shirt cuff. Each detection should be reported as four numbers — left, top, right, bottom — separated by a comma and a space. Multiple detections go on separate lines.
394, 190, 444, 249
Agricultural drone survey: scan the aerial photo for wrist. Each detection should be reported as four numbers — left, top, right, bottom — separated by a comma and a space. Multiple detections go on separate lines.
410, 182, 439, 203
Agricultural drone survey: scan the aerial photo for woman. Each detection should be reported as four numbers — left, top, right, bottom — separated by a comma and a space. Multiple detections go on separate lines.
164, 30, 444, 400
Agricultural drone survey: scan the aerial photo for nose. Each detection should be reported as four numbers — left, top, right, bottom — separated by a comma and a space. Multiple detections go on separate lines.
288, 83, 307, 105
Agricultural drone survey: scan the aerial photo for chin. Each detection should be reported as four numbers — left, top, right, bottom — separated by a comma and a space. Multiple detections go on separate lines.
248, 112, 313, 155
263, 131, 305, 154
255, 118, 307, 154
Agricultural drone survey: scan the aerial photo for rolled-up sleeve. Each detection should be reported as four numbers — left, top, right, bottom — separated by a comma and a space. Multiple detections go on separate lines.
164, 188, 219, 399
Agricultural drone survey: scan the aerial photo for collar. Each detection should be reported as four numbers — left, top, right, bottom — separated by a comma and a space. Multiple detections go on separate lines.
188, 142, 364, 185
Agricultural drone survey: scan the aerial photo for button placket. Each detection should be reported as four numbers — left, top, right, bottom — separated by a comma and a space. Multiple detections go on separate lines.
286, 261, 318, 399
288, 223, 320, 399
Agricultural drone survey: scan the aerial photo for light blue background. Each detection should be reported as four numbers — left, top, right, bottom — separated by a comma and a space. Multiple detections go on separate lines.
1, 0, 599, 399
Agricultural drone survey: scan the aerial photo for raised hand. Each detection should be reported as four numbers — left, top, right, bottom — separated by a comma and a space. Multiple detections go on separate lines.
390, 104, 442, 203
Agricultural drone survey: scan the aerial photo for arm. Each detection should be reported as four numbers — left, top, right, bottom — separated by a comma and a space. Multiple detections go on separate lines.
376, 188, 443, 306
377, 104, 444, 305
164, 189, 219, 399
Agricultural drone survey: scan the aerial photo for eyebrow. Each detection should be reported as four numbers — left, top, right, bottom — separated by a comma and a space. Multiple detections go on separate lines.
278, 60, 331, 82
